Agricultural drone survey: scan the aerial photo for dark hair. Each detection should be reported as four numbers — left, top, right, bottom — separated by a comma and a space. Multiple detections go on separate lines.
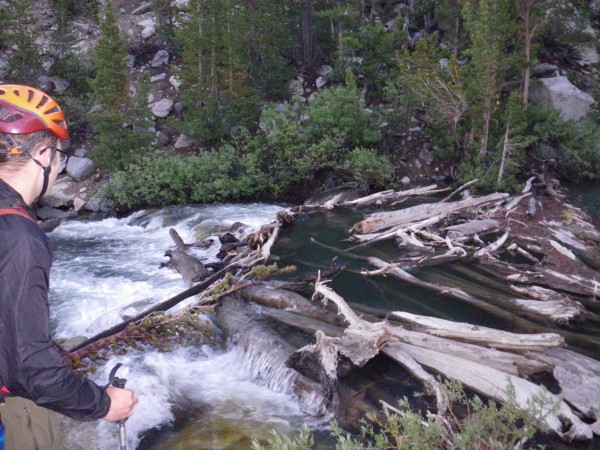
0, 131, 58, 172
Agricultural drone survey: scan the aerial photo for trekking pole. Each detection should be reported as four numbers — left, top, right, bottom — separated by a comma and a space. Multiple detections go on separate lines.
108, 363, 128, 450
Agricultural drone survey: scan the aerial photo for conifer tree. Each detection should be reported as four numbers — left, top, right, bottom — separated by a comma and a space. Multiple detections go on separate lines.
89, 0, 128, 110
151, 0, 178, 54
0, 0, 41, 84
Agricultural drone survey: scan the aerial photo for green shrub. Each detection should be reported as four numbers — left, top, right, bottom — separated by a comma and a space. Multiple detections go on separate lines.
344, 147, 395, 189
527, 106, 600, 181
251, 379, 555, 450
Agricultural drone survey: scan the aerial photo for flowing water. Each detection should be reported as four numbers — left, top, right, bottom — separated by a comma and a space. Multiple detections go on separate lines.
48, 198, 600, 449
49, 204, 324, 450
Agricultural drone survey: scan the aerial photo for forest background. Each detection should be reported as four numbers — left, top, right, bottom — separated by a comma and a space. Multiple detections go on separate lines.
0, 0, 598, 210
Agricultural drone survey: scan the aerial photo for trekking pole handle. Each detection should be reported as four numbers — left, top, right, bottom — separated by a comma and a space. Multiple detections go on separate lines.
108, 363, 128, 450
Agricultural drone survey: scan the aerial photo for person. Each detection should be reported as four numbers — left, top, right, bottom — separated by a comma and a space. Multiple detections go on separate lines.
0, 85, 138, 449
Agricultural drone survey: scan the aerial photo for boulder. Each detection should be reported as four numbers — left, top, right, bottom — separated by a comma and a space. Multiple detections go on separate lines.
576, 45, 599, 66
151, 98, 174, 118
66, 157, 96, 182
137, 18, 154, 28
151, 50, 170, 68
174, 0, 190, 9
316, 65, 333, 77
315, 77, 327, 89
530, 76, 596, 122
73, 197, 86, 213
36, 206, 77, 221
156, 130, 170, 146
40, 177, 75, 208
74, 148, 87, 158
287, 79, 304, 96
169, 75, 181, 90
150, 73, 167, 83
533, 63, 559, 78
174, 134, 192, 149
142, 26, 156, 39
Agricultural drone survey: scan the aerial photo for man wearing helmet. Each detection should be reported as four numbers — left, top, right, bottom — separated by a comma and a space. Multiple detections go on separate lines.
0, 85, 138, 449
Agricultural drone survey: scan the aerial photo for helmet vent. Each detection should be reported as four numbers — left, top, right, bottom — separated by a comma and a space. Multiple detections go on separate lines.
37, 95, 49, 108
12, 89, 20, 97
27, 89, 34, 103
53, 119, 66, 127
45, 106, 60, 115
5, 113, 23, 123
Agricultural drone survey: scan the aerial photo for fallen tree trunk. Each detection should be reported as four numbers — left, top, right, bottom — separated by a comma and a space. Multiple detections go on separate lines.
353, 193, 509, 235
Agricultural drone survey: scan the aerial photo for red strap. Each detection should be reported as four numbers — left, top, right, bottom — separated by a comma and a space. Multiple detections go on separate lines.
0, 386, 10, 394
0, 207, 34, 222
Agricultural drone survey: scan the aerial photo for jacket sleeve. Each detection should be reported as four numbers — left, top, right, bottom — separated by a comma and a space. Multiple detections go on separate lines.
4, 229, 110, 421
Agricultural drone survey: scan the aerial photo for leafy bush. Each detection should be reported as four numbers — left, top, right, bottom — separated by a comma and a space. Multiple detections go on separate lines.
527, 106, 600, 181
252, 379, 556, 450
344, 147, 395, 189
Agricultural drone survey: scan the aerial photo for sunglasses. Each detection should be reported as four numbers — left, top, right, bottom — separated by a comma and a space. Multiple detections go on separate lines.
46, 147, 70, 164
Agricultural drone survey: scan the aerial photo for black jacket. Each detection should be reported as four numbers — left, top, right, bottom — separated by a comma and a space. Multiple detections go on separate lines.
0, 179, 110, 421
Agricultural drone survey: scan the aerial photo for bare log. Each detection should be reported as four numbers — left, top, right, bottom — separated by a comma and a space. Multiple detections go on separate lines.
389, 312, 564, 351
353, 193, 509, 235
445, 219, 499, 240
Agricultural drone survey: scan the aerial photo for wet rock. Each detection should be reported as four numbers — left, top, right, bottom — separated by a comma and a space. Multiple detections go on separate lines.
530, 76, 595, 121
36, 206, 77, 221
40, 177, 75, 209
219, 232, 239, 244
67, 157, 96, 182
151, 50, 170, 68
151, 98, 174, 117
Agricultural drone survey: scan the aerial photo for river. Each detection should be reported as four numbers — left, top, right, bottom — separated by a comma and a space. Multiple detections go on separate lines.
48, 198, 600, 449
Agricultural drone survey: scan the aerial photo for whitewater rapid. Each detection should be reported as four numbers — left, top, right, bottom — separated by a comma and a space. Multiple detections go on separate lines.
48, 204, 313, 449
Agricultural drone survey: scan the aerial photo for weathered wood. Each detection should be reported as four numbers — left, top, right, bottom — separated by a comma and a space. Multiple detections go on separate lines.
340, 185, 448, 207
474, 230, 508, 257
389, 312, 564, 351
353, 192, 509, 235
445, 219, 499, 240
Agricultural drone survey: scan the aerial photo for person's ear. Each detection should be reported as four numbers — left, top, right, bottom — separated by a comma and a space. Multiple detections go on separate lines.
36, 146, 53, 168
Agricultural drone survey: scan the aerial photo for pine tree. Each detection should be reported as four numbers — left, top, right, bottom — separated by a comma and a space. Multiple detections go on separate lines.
151, 0, 178, 54
89, 0, 128, 110
0, 0, 41, 84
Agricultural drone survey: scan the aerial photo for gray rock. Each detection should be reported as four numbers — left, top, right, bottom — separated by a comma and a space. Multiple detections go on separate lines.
147, 93, 155, 103
57, 336, 88, 352
74, 148, 87, 158
40, 177, 75, 208
174, 134, 192, 149
400, 176, 411, 185
142, 26, 156, 39
73, 197, 86, 212
132, 2, 152, 14
66, 157, 96, 182
151, 50, 170, 68
287, 79, 304, 96
84, 193, 105, 213
151, 73, 167, 83
419, 148, 434, 164
36, 206, 77, 221
37, 75, 70, 94
307, 92, 318, 103
156, 130, 170, 146
316, 65, 333, 77
137, 18, 155, 28
576, 45, 599, 66
126, 54, 136, 68
530, 76, 596, 122
415, 159, 422, 169
315, 76, 327, 89
151, 98, 174, 118
581, 25, 597, 41
174, 0, 190, 9
173, 102, 184, 115
533, 63, 559, 78
439, 58, 449, 71
169, 75, 181, 90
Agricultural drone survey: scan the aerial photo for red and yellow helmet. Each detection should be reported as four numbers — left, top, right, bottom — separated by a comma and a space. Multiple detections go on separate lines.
0, 85, 69, 140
